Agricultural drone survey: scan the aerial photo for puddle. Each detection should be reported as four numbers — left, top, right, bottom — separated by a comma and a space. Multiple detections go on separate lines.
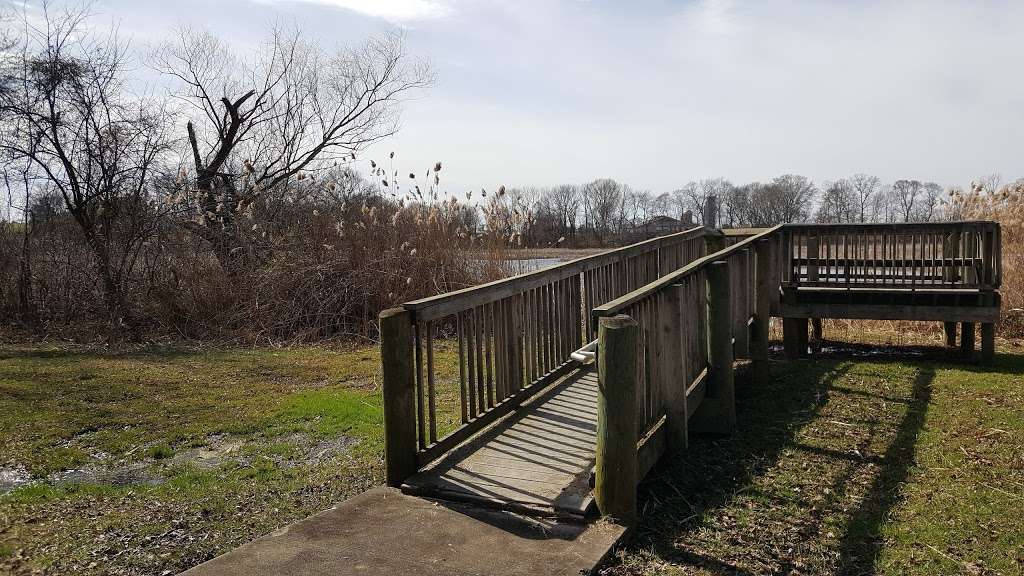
1, 432, 358, 495
0, 465, 33, 494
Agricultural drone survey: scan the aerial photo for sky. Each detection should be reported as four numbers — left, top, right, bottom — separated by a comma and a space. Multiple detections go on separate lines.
10, 0, 1024, 195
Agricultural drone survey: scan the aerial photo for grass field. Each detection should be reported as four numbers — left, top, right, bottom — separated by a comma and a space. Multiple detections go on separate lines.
1, 339, 1022, 575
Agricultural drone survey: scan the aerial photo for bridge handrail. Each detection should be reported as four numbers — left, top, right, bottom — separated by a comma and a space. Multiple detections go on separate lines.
379, 225, 713, 484
403, 226, 708, 321
593, 225, 783, 318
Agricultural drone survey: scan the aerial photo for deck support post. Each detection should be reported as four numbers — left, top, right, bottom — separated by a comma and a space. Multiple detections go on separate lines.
811, 318, 823, 354
596, 315, 639, 525
783, 317, 808, 359
943, 322, 957, 347
380, 307, 418, 487
691, 261, 736, 435
981, 323, 995, 364
960, 321, 976, 360
751, 240, 772, 384
981, 290, 996, 364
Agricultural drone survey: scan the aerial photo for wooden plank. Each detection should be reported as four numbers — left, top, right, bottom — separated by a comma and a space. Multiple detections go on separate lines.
406, 368, 599, 515
777, 302, 1000, 322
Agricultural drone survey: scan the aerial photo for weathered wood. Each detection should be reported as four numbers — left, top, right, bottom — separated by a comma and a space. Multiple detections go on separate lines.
751, 239, 772, 384
405, 227, 707, 321
944, 321, 957, 347
662, 284, 688, 451
778, 303, 999, 323
811, 318, 823, 354
595, 315, 639, 524
404, 369, 598, 517
380, 308, 418, 487
981, 323, 995, 364
961, 321, 976, 360
783, 317, 806, 359
690, 261, 735, 435
594, 225, 783, 319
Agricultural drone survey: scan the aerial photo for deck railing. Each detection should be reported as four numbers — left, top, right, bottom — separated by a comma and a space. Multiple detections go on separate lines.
380, 219, 1002, 522
379, 227, 710, 485
781, 222, 1001, 291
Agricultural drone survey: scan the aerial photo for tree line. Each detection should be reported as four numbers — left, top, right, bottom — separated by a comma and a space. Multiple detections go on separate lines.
0, 6, 1008, 341
491, 173, 958, 249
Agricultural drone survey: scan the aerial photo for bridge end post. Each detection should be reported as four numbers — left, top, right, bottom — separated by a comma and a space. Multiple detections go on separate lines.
380, 307, 418, 487
751, 240, 772, 385
596, 314, 639, 526
690, 261, 736, 435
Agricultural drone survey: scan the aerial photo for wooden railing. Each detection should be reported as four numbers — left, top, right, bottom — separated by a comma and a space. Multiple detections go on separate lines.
380, 219, 1002, 521
379, 227, 710, 485
781, 222, 1001, 290
590, 227, 781, 484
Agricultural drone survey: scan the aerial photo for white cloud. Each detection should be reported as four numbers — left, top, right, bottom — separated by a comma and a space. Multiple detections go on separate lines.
258, 0, 453, 21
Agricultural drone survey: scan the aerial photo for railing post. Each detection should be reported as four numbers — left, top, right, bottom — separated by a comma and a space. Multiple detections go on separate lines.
691, 261, 736, 434
595, 315, 639, 525
807, 232, 820, 283
751, 239, 772, 384
733, 249, 750, 358
380, 307, 418, 487
705, 229, 726, 254
663, 284, 688, 452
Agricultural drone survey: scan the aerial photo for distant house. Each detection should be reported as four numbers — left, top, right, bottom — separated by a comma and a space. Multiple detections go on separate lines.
638, 215, 685, 236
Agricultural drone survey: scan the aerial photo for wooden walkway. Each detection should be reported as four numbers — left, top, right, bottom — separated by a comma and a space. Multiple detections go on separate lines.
403, 368, 598, 518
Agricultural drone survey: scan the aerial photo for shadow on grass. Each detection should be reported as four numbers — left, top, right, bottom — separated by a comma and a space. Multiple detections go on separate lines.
835, 365, 932, 575
619, 350, 938, 575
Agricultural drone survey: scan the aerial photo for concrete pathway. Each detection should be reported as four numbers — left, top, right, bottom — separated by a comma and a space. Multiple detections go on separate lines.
181, 487, 625, 576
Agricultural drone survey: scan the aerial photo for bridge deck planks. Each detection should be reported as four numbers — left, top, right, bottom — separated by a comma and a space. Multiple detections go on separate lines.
403, 368, 599, 517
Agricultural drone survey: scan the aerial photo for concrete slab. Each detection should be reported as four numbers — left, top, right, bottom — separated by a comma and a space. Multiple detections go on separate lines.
180, 487, 626, 576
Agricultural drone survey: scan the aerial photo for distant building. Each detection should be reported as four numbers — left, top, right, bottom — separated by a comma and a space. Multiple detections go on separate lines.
638, 215, 685, 236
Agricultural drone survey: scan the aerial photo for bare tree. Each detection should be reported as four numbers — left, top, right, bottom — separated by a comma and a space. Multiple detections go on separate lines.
891, 179, 924, 222
548, 184, 580, 241
849, 173, 880, 222
154, 26, 432, 272
0, 4, 170, 324
816, 179, 858, 223
745, 174, 816, 225
582, 178, 623, 244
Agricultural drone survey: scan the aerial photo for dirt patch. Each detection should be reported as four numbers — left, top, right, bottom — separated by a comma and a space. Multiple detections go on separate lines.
168, 434, 246, 470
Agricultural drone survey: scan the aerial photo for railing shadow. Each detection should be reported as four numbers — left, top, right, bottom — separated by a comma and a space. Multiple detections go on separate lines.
835, 363, 932, 575
624, 349, 937, 575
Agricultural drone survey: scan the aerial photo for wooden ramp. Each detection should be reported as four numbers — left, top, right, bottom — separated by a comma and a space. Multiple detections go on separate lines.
403, 367, 599, 518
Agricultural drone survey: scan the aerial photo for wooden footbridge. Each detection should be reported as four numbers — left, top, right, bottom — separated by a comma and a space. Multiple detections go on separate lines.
381, 220, 1002, 524
185, 220, 1001, 576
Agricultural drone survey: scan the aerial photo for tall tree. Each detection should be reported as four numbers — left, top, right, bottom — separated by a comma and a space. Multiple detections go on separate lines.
0, 4, 170, 324
155, 26, 431, 272
849, 173, 880, 222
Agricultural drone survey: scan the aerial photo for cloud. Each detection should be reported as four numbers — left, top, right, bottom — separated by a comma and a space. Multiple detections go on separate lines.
256, 0, 453, 21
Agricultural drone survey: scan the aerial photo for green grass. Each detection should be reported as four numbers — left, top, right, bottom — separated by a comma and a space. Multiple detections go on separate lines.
0, 343, 413, 575
605, 343, 1024, 575
2, 340, 1021, 575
